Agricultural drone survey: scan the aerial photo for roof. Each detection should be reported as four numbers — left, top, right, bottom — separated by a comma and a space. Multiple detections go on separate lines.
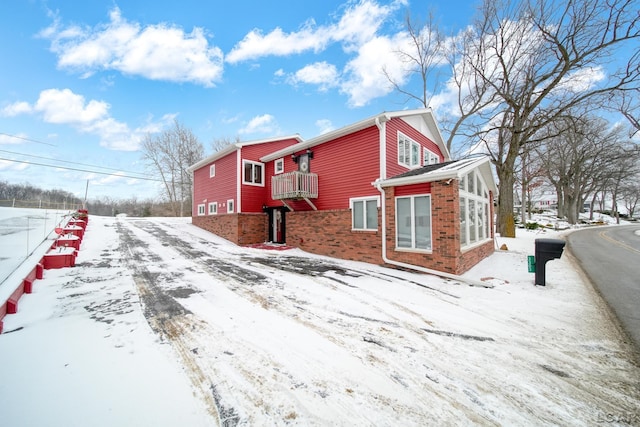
188, 134, 303, 172
375, 156, 497, 193
260, 108, 451, 163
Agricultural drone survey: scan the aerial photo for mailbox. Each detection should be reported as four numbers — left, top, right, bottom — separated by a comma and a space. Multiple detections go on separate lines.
534, 238, 565, 286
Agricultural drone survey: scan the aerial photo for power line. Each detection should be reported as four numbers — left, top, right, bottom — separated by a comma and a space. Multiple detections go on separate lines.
0, 157, 162, 182
0, 148, 154, 178
0, 132, 56, 147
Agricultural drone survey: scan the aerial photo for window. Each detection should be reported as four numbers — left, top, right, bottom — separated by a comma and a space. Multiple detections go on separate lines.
243, 160, 264, 186
197, 204, 205, 216
227, 199, 234, 213
351, 197, 379, 231
459, 170, 491, 248
398, 133, 420, 169
396, 195, 431, 250
423, 148, 440, 165
208, 202, 217, 215
275, 158, 284, 175
209, 164, 216, 178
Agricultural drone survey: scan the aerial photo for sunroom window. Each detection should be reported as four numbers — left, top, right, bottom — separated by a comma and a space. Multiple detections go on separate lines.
459, 170, 491, 248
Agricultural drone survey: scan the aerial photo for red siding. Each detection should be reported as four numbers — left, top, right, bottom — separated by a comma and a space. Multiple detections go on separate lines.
240, 138, 300, 213
301, 126, 381, 210
193, 151, 238, 214
394, 182, 431, 197
386, 117, 443, 179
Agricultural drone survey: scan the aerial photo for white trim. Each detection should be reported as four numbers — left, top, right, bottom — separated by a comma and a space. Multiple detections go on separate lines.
274, 158, 284, 174
197, 204, 206, 216
242, 159, 265, 187
209, 164, 216, 178
236, 150, 242, 213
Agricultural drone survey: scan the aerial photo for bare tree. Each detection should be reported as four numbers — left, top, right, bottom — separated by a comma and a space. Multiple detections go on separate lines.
383, 12, 444, 109
392, 0, 639, 236
537, 115, 638, 224
620, 174, 640, 219
619, 88, 640, 136
211, 136, 240, 153
141, 120, 204, 216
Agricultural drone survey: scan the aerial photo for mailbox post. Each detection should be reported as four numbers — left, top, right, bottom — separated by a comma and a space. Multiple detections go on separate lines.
534, 238, 566, 286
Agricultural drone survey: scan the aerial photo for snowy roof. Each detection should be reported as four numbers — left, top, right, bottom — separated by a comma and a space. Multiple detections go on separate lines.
377, 156, 497, 193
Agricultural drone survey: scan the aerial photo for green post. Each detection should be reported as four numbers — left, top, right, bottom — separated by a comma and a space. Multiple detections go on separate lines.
527, 255, 535, 273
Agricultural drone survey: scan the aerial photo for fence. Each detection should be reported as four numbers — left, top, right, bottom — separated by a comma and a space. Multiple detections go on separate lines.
0, 206, 74, 285
0, 199, 82, 210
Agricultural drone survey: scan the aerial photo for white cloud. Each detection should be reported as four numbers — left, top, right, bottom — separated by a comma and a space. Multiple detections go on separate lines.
0, 159, 29, 171
288, 62, 339, 91
1, 101, 32, 117
340, 34, 406, 107
226, 0, 403, 63
315, 119, 334, 134
239, 114, 279, 135
41, 7, 224, 87
35, 88, 110, 124
5, 88, 173, 151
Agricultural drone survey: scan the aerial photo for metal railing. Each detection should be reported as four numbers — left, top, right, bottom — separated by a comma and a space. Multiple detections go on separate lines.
271, 171, 318, 200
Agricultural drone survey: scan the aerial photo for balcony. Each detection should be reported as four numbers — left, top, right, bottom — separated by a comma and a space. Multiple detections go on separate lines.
272, 171, 318, 201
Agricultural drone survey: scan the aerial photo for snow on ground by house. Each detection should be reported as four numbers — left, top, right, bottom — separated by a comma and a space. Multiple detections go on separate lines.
1, 209, 639, 426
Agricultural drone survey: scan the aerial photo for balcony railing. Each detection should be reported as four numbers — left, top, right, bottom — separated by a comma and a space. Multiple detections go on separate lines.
272, 171, 318, 200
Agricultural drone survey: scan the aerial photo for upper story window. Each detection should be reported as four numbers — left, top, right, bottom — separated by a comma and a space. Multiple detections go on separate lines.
275, 158, 284, 175
423, 148, 440, 165
243, 160, 264, 186
350, 196, 379, 231
398, 133, 420, 169
459, 170, 491, 249
209, 164, 216, 178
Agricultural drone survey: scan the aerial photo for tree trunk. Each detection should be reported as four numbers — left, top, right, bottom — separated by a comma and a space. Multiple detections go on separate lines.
496, 164, 516, 237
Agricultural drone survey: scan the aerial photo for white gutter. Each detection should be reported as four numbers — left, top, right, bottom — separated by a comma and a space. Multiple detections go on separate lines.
373, 179, 493, 288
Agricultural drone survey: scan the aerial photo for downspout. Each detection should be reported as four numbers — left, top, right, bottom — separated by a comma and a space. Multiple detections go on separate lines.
373, 181, 493, 289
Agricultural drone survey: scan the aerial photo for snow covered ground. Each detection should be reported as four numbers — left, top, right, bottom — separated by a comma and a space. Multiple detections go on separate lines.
1, 209, 639, 426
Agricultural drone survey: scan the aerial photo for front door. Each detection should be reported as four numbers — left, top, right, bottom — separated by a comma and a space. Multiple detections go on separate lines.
268, 207, 286, 244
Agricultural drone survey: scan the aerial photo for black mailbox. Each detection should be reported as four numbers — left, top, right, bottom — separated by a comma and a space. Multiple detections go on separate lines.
534, 238, 565, 286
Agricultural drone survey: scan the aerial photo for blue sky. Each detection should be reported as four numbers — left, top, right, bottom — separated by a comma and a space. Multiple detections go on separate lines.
0, 0, 482, 201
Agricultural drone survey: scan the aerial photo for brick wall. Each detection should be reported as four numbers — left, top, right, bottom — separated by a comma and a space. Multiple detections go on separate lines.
286, 209, 383, 264
384, 180, 494, 275
192, 213, 267, 245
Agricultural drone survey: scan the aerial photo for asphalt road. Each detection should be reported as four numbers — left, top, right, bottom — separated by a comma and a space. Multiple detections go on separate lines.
567, 225, 640, 351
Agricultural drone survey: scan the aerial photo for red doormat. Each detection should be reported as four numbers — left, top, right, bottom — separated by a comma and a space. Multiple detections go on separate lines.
245, 243, 295, 251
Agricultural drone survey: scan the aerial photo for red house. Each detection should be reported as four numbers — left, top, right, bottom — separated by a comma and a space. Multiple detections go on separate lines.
189, 108, 496, 275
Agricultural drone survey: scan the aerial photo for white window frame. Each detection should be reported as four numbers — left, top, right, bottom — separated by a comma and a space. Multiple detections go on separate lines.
459, 170, 491, 249
209, 164, 216, 178
350, 196, 380, 231
395, 194, 432, 251
208, 201, 217, 215
197, 204, 206, 216
227, 199, 235, 214
398, 133, 421, 169
242, 160, 265, 186
274, 158, 284, 175
423, 148, 440, 165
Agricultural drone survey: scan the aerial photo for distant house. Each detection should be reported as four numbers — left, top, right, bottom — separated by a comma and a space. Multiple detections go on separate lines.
188, 108, 497, 275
